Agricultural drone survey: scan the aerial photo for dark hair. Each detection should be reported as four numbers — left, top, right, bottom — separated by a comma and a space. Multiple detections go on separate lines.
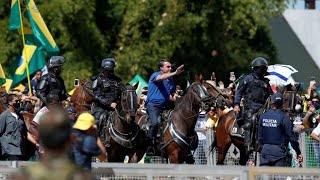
158, 59, 170, 70
39, 110, 71, 149
35, 70, 42, 75
46, 91, 60, 104
7, 94, 18, 103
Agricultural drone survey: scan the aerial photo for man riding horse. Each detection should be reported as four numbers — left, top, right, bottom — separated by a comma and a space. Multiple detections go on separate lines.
36, 56, 70, 105
145, 59, 184, 155
91, 58, 124, 130
233, 57, 273, 154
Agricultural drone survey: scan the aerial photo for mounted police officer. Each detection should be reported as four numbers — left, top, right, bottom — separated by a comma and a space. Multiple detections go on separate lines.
258, 92, 303, 166
36, 56, 70, 105
91, 58, 124, 128
233, 57, 273, 153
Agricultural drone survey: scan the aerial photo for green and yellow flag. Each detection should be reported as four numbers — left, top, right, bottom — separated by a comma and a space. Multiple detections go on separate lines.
9, 0, 59, 53
9, 0, 59, 89
9, 45, 46, 88
0, 64, 6, 86
129, 75, 148, 95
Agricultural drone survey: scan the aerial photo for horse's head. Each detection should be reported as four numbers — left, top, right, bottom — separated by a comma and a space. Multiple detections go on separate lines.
187, 82, 214, 111
282, 91, 302, 114
201, 81, 227, 111
70, 80, 93, 114
118, 83, 139, 124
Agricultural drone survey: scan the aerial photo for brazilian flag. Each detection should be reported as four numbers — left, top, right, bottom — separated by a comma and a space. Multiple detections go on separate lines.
9, 0, 59, 88
9, 45, 46, 88
9, 0, 59, 53
0, 64, 6, 86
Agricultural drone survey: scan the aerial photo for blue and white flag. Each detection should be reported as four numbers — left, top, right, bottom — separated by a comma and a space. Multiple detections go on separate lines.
265, 64, 298, 86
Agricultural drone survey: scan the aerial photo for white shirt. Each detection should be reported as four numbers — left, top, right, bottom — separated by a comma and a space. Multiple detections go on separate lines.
32, 106, 49, 125
312, 123, 320, 136
10, 112, 18, 120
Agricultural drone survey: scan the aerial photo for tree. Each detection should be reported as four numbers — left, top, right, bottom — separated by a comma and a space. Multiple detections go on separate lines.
0, 0, 289, 90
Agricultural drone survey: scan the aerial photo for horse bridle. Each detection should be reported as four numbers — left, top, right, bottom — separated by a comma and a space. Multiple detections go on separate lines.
205, 84, 227, 111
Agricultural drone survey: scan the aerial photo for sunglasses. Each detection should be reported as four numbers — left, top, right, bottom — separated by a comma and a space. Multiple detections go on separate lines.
165, 66, 171, 68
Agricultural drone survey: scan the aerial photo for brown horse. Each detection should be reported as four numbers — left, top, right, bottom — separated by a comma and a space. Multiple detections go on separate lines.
198, 80, 251, 165
70, 80, 93, 114
209, 88, 301, 166
162, 82, 216, 163
101, 83, 147, 162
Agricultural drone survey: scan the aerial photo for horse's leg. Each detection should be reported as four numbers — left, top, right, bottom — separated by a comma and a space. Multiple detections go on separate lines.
216, 125, 232, 165
128, 152, 138, 163
107, 143, 126, 162
232, 137, 249, 166
166, 143, 180, 164
184, 150, 195, 164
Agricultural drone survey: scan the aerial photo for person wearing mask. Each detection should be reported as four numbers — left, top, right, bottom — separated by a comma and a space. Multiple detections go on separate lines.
36, 56, 70, 105
91, 58, 125, 129
145, 59, 184, 155
233, 57, 273, 153
0, 94, 27, 160
310, 108, 320, 167
258, 92, 303, 167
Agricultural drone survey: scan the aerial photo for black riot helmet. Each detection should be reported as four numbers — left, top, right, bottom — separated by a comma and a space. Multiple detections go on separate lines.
49, 56, 65, 68
251, 57, 268, 68
101, 58, 116, 70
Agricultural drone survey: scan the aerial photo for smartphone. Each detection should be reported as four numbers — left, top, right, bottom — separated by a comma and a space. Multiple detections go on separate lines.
74, 79, 79, 86
211, 72, 216, 81
230, 71, 236, 81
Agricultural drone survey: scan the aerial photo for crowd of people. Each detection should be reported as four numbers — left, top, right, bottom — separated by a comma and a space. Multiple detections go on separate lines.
0, 55, 318, 179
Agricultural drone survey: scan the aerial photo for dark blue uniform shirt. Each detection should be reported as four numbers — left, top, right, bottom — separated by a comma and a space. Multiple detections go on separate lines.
234, 73, 272, 110
258, 109, 301, 159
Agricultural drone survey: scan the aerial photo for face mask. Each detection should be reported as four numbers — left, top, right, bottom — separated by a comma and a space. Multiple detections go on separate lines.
12, 101, 21, 111
55, 67, 62, 75
295, 104, 302, 111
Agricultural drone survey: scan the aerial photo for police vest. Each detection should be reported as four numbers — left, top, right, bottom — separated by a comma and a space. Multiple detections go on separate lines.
45, 73, 65, 97
99, 77, 122, 101
260, 111, 287, 145
245, 75, 270, 104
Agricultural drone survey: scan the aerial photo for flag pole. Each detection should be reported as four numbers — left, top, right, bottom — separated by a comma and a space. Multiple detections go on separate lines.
17, 0, 32, 96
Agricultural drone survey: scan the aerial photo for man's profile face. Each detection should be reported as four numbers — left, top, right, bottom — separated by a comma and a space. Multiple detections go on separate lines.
160, 62, 172, 73
35, 71, 42, 81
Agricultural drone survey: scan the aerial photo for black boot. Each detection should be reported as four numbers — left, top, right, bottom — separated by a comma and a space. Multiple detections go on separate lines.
244, 131, 253, 154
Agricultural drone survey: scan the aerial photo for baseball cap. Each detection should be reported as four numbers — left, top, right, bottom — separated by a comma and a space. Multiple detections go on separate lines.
73, 112, 95, 131
271, 92, 283, 104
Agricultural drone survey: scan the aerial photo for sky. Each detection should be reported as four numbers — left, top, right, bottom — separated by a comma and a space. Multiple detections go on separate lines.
287, 0, 320, 9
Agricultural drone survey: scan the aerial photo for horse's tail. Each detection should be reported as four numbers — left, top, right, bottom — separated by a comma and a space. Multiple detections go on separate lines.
208, 130, 216, 154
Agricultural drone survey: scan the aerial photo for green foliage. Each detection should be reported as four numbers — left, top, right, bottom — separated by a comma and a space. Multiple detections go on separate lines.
0, 0, 289, 90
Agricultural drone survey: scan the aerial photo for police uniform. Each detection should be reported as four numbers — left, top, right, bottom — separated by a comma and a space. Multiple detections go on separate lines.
36, 56, 69, 104
234, 57, 273, 150
258, 93, 301, 166
91, 58, 124, 127
92, 73, 123, 124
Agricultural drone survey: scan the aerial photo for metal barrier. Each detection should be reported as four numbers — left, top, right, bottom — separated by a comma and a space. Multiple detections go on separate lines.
192, 128, 320, 167
1, 161, 320, 180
